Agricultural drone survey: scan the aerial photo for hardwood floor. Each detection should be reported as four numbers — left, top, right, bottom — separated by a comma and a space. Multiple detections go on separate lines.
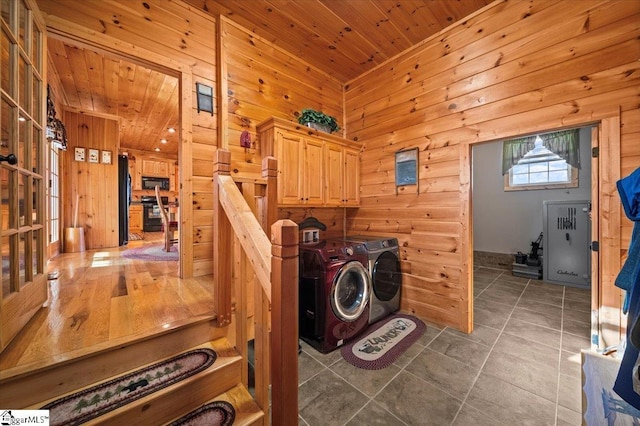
0, 233, 215, 375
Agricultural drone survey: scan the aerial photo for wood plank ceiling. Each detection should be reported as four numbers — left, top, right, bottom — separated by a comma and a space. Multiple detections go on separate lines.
188, 0, 493, 82
47, 38, 180, 155
46, 0, 491, 155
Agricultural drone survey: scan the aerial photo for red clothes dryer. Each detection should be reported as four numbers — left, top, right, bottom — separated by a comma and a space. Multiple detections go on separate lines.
299, 240, 371, 353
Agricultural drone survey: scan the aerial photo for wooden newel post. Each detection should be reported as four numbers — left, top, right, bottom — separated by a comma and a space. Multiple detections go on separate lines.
213, 149, 232, 327
270, 219, 299, 424
262, 156, 278, 238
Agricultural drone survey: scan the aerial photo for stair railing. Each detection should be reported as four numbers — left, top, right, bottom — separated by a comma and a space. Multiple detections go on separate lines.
214, 149, 298, 425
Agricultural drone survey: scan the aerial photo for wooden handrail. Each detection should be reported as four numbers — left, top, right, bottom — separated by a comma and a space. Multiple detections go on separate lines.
217, 174, 272, 300
213, 149, 298, 424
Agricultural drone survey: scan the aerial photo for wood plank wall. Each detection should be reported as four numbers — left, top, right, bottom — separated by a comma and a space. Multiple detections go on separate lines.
345, 0, 640, 334
62, 111, 119, 249
218, 18, 347, 237
41, 0, 637, 338
41, 1, 347, 275
38, 0, 217, 277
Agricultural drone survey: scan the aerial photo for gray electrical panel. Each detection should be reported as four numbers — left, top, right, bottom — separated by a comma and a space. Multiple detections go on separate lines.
543, 200, 591, 288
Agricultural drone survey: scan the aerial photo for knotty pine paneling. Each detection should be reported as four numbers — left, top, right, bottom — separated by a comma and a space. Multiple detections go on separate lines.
221, 18, 344, 176
345, 0, 640, 333
278, 208, 347, 242
221, 18, 349, 242
62, 111, 119, 250
39, 0, 218, 277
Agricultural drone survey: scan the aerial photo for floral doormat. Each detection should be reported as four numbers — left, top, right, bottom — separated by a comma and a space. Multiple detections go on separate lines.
341, 314, 426, 370
42, 348, 217, 426
168, 401, 236, 426
121, 243, 178, 261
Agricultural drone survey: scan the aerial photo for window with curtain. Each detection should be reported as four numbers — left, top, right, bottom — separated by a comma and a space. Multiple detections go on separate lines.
502, 128, 580, 191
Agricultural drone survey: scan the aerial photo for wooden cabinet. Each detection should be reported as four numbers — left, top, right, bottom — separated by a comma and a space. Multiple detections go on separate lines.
325, 143, 343, 206
302, 137, 324, 205
343, 147, 360, 207
325, 145, 361, 207
142, 159, 170, 177
258, 117, 361, 207
275, 131, 303, 205
129, 204, 143, 233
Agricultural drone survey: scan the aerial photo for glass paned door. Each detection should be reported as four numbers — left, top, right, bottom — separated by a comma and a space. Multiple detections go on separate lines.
48, 143, 59, 255
0, 0, 46, 352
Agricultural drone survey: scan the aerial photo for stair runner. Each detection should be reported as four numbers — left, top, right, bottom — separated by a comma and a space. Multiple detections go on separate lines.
42, 348, 217, 426
168, 401, 235, 425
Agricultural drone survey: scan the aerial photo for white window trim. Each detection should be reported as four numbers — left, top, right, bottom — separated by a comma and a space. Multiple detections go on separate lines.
504, 165, 578, 191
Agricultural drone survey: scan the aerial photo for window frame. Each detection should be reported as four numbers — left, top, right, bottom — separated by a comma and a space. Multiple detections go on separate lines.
504, 163, 579, 191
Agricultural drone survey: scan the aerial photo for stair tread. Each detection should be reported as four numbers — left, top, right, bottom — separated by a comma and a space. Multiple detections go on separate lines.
1, 317, 227, 409
30, 337, 239, 409
164, 383, 264, 426
0, 311, 219, 381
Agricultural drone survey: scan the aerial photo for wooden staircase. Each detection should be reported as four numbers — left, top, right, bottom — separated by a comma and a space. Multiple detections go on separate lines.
0, 151, 298, 424
0, 315, 264, 425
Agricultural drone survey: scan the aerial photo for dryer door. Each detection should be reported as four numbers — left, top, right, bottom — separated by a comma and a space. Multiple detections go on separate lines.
372, 251, 401, 301
330, 261, 370, 322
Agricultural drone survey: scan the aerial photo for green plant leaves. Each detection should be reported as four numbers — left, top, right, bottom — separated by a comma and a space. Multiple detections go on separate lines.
297, 108, 340, 132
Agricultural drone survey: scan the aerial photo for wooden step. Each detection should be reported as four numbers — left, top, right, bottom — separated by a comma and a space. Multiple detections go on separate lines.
163, 383, 265, 426
0, 313, 222, 408
30, 338, 244, 426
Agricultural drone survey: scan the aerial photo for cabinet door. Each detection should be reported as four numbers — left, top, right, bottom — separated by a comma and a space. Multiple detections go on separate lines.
142, 160, 157, 176
129, 205, 143, 232
141, 159, 169, 177
156, 161, 169, 177
304, 139, 324, 205
325, 143, 343, 206
343, 147, 360, 206
275, 131, 303, 204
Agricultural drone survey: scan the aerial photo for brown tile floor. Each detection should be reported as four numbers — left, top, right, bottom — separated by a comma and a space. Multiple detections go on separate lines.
297, 266, 591, 425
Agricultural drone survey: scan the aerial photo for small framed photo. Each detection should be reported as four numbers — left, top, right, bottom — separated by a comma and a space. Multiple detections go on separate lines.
88, 149, 99, 163
101, 150, 112, 164
395, 148, 418, 186
74, 147, 85, 162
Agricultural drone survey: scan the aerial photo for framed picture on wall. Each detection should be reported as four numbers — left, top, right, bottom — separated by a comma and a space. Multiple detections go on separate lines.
101, 150, 112, 164
88, 149, 99, 163
74, 147, 85, 162
395, 148, 418, 186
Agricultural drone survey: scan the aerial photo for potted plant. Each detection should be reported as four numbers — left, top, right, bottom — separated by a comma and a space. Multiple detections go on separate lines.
297, 108, 340, 134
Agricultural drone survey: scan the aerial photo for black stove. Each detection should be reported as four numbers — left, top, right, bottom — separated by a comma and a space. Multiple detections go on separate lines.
140, 196, 168, 231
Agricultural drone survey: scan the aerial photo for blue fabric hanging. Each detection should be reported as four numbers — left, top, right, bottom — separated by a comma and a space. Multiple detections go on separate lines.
613, 167, 640, 409
615, 167, 640, 313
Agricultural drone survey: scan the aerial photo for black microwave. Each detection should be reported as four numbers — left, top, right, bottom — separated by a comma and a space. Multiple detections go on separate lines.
142, 176, 170, 190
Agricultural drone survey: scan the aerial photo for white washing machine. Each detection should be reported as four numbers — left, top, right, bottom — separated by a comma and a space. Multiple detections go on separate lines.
343, 235, 401, 324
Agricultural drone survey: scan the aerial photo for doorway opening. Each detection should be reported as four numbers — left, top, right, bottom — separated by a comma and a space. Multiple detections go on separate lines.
468, 124, 598, 347
471, 126, 594, 283
46, 36, 181, 274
